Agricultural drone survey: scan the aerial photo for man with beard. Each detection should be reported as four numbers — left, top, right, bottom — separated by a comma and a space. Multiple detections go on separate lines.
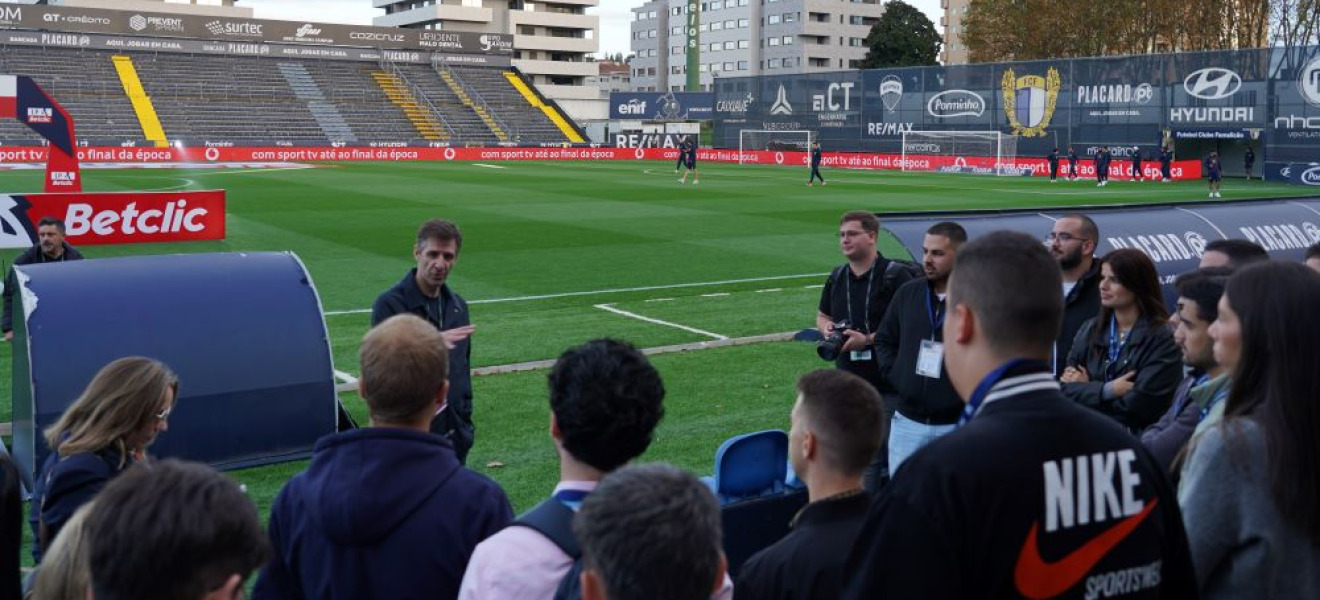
1049, 214, 1101, 377
1140, 268, 1231, 480
3, 216, 83, 341
372, 219, 477, 464
877, 222, 967, 473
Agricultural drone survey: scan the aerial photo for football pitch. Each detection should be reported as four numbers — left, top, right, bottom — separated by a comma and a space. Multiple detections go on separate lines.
0, 160, 1310, 550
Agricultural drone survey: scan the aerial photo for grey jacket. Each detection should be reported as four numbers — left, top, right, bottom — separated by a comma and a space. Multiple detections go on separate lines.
1179, 419, 1320, 600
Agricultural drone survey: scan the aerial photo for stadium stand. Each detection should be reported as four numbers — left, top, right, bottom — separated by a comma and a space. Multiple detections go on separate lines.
0, 44, 578, 147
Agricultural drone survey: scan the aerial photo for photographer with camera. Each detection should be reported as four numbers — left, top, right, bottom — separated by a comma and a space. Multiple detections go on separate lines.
816, 211, 918, 492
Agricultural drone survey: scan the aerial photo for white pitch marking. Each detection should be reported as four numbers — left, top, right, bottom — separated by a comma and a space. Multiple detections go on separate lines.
755, 288, 782, 293
593, 303, 728, 340
324, 272, 829, 315
645, 297, 676, 302
701, 292, 731, 297
474, 163, 508, 169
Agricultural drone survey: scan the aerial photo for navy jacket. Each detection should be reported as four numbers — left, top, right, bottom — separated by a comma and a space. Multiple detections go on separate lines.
254, 428, 512, 600
811, 148, 822, 167
372, 270, 473, 422
1054, 261, 1102, 377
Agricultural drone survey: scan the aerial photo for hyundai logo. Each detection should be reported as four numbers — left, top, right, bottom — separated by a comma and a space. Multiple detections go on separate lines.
1184, 68, 1241, 101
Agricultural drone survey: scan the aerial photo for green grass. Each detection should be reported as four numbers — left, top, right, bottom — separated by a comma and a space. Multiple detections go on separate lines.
0, 161, 1307, 564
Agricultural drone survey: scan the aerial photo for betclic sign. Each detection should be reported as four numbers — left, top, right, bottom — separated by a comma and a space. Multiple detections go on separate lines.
0, 190, 226, 248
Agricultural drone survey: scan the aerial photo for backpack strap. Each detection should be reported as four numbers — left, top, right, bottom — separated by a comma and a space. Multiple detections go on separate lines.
513, 498, 580, 558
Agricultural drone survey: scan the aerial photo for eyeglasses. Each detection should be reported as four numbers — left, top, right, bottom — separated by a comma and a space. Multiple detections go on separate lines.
155, 406, 173, 421
1047, 232, 1088, 243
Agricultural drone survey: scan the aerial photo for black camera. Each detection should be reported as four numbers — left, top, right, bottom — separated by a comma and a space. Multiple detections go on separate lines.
817, 320, 854, 362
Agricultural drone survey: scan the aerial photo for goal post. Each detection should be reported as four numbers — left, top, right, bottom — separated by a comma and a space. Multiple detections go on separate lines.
738, 130, 814, 165
900, 130, 1021, 176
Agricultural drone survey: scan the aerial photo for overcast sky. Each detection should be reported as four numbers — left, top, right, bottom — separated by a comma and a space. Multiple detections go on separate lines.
238, 0, 945, 59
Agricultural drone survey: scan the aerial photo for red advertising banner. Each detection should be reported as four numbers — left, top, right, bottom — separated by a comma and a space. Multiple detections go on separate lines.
2, 190, 226, 249
0, 146, 1206, 180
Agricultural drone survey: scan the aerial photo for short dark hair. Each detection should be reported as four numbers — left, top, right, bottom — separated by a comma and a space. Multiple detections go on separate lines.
1174, 267, 1232, 324
360, 314, 449, 423
926, 221, 967, 245
1203, 239, 1269, 267
549, 339, 665, 472
1058, 213, 1098, 242
839, 211, 880, 236
416, 219, 463, 253
86, 460, 270, 600
37, 216, 64, 233
795, 369, 883, 476
1305, 242, 1320, 261
948, 231, 1062, 356
574, 463, 722, 600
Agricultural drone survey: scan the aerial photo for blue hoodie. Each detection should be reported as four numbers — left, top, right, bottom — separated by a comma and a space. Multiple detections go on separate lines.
253, 427, 512, 600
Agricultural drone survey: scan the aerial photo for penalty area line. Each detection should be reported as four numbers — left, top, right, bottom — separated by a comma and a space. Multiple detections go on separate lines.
593, 303, 728, 340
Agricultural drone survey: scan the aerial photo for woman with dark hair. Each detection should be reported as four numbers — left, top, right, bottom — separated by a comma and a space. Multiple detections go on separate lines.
30, 357, 177, 561
1060, 248, 1182, 431
1179, 262, 1320, 598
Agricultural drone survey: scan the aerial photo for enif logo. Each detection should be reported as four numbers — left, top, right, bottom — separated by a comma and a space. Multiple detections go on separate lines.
1184, 231, 1208, 255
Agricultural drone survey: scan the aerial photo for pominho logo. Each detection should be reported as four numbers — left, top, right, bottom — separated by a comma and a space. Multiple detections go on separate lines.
1300, 165, 1320, 186
928, 90, 986, 118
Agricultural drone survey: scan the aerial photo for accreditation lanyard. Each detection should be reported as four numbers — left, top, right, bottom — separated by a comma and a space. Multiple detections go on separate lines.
1199, 387, 1230, 422
846, 258, 879, 334
1106, 315, 1130, 380
925, 285, 945, 337
958, 358, 1043, 426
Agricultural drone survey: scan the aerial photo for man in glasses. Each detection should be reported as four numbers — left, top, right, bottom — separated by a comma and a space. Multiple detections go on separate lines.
817, 210, 919, 491
1048, 214, 1101, 377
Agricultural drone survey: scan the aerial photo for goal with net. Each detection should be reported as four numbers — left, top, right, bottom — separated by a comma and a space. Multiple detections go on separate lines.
900, 130, 1023, 175
739, 130, 814, 164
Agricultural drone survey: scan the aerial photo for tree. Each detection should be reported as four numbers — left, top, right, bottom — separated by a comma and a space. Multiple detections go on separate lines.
859, 0, 941, 69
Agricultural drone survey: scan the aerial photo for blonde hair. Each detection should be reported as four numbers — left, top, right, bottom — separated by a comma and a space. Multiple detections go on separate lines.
44, 357, 178, 466
31, 500, 96, 600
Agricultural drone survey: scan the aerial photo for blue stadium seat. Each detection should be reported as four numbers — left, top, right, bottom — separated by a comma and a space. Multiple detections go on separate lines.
701, 430, 789, 504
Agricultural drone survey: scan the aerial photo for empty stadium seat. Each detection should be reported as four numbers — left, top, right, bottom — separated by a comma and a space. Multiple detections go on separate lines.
702, 429, 790, 504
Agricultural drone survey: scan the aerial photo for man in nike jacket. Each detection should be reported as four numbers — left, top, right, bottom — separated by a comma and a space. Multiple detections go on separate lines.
842, 231, 1197, 600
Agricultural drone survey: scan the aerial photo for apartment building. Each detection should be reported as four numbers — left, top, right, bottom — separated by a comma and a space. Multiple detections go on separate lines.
630, 0, 882, 92
38, 0, 251, 18
941, 0, 968, 65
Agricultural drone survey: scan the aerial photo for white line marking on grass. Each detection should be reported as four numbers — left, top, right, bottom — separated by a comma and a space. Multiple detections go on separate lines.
701, 292, 730, 297
755, 288, 782, 293
803, 284, 822, 289
645, 297, 676, 302
474, 163, 507, 169
323, 273, 830, 316
593, 303, 728, 340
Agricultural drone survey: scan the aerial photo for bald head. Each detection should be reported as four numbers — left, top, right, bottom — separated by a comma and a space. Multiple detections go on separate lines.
360, 315, 450, 423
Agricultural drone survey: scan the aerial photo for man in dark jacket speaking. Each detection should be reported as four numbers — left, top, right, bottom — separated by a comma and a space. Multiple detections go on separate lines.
254, 314, 512, 600
876, 221, 966, 474
3, 216, 84, 341
372, 219, 477, 463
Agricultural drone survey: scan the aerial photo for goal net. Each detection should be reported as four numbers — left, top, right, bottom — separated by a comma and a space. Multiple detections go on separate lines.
900, 130, 1022, 175
739, 130, 814, 165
